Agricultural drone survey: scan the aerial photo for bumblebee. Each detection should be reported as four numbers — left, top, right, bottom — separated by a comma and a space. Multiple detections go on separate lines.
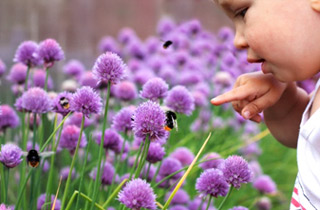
163, 40, 173, 49
164, 110, 178, 131
23, 149, 55, 168
59, 97, 70, 109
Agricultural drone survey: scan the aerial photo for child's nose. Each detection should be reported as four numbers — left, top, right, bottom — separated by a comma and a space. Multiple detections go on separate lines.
233, 31, 248, 50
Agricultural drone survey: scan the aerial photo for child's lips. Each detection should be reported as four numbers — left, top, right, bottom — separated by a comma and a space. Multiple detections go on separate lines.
261, 61, 269, 74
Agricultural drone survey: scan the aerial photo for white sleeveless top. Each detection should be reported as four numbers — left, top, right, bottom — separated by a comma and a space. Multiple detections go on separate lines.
290, 79, 320, 210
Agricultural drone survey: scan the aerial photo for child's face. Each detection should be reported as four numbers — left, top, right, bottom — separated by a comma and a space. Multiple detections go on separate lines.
216, 0, 320, 82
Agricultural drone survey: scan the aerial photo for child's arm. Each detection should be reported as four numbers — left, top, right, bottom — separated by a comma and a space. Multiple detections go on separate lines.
211, 72, 309, 148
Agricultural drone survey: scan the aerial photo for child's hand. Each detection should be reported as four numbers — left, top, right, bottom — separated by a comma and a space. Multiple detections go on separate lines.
210, 72, 287, 123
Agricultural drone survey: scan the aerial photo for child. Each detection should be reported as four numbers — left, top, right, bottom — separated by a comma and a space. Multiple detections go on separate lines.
211, 0, 320, 209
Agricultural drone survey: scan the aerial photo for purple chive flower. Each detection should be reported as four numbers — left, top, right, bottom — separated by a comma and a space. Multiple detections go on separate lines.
170, 147, 194, 166
59, 125, 87, 154
156, 16, 176, 37
114, 80, 137, 101
79, 71, 98, 89
164, 85, 195, 116
159, 157, 183, 179
53, 91, 73, 116
200, 152, 224, 170
118, 178, 157, 210
0, 204, 13, 210
60, 167, 77, 180
140, 77, 169, 101
95, 128, 123, 153
165, 189, 189, 205
37, 38, 64, 68
70, 86, 102, 117
63, 59, 85, 79
132, 100, 167, 142
0, 143, 22, 168
37, 194, 61, 210
255, 197, 272, 210
196, 168, 230, 198
33, 69, 54, 90
118, 27, 137, 45
228, 206, 248, 210
221, 155, 252, 189
0, 105, 20, 131
0, 59, 6, 77
14, 40, 41, 66
217, 26, 234, 42
169, 205, 188, 210
7, 63, 28, 84
188, 197, 216, 210
146, 142, 165, 164
112, 106, 135, 133
132, 69, 155, 86
98, 36, 121, 54
92, 52, 126, 85
66, 112, 94, 128
20, 87, 52, 113
90, 162, 115, 185
253, 175, 277, 194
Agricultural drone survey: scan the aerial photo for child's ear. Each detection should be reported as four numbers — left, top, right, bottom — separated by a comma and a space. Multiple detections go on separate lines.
311, 0, 320, 12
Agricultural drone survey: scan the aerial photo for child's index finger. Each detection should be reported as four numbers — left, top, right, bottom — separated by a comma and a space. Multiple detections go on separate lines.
210, 85, 253, 105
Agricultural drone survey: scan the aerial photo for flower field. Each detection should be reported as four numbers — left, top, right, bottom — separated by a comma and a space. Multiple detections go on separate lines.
0, 17, 308, 210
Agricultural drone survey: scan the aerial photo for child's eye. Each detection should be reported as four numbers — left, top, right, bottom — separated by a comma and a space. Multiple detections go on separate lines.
235, 8, 248, 18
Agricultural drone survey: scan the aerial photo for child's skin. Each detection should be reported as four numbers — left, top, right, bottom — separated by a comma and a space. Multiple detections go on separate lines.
211, 0, 320, 148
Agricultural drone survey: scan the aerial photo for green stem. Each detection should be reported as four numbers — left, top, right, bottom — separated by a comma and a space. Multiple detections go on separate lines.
15, 168, 35, 209
217, 186, 234, 210
145, 162, 151, 180
44, 67, 49, 91
129, 141, 144, 180
75, 135, 92, 210
90, 82, 111, 210
40, 111, 71, 152
29, 113, 38, 208
24, 65, 31, 91
61, 115, 85, 209
102, 178, 128, 208
0, 165, 5, 203
134, 136, 150, 178
4, 167, 9, 203
206, 196, 212, 210
65, 191, 105, 210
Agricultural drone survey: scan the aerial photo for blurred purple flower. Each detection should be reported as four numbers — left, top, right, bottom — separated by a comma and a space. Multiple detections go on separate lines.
92, 52, 126, 85
33, 69, 54, 90
253, 175, 277, 194
118, 27, 137, 45
159, 157, 183, 179
7, 63, 27, 84
165, 189, 189, 205
256, 197, 272, 210
98, 36, 121, 54
126, 39, 146, 60
146, 142, 165, 164
37, 194, 61, 210
228, 206, 248, 210
118, 178, 157, 210
170, 147, 194, 166
179, 19, 202, 37
164, 85, 195, 116
157, 16, 176, 38
222, 155, 252, 189
114, 80, 137, 101
60, 167, 77, 180
20, 87, 52, 113
14, 40, 41, 66
53, 91, 73, 117
66, 112, 94, 128
0, 143, 22, 168
132, 100, 167, 142
196, 168, 229, 198
248, 160, 263, 180
95, 128, 123, 153
63, 59, 85, 79
132, 69, 155, 86
0, 204, 13, 210
59, 125, 87, 154
169, 205, 188, 210
112, 106, 135, 133
140, 77, 169, 101
79, 71, 98, 89
199, 153, 224, 170
0, 105, 20, 131
217, 27, 234, 42
188, 197, 216, 210
70, 86, 102, 117
0, 59, 6, 77
37, 38, 64, 68
90, 162, 115, 185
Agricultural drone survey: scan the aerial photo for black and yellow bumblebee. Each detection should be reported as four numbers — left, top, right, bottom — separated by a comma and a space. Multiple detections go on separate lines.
164, 110, 178, 131
162, 40, 173, 49
59, 97, 70, 109
23, 149, 55, 168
